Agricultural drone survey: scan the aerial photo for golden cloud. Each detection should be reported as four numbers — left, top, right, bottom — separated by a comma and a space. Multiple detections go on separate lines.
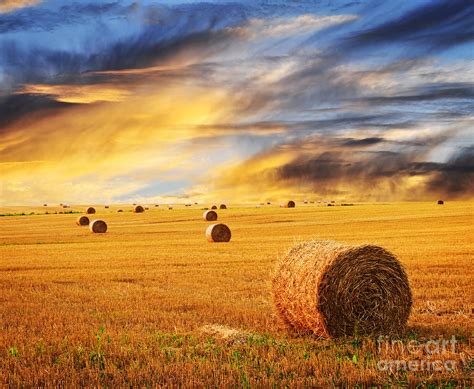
0, 0, 41, 13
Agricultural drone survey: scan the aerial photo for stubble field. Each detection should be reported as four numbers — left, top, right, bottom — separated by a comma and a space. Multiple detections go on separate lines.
0, 201, 473, 386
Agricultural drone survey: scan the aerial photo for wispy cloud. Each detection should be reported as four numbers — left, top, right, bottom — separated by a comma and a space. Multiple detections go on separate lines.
0, 0, 473, 204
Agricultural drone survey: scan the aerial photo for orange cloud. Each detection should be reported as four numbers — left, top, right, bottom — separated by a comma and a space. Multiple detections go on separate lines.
17, 84, 131, 104
0, 0, 41, 13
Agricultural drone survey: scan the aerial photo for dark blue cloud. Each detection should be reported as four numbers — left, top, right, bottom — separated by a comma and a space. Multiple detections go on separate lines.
348, 0, 474, 50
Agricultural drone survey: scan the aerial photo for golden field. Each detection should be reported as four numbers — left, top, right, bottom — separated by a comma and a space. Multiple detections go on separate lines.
0, 201, 473, 386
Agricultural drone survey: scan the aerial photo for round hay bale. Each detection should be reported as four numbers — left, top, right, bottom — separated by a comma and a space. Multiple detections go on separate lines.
105, 205, 109, 209
437, 200, 444, 205
287, 200, 295, 208
117, 209, 123, 213
89, 219, 107, 233
206, 224, 231, 242
203, 210, 218, 221
145, 207, 149, 210
219, 204, 227, 209
211, 205, 218, 210
272, 240, 412, 338
43, 204, 47, 206
155, 204, 159, 207
76, 216, 90, 226
86, 207, 96, 214
134, 205, 144, 213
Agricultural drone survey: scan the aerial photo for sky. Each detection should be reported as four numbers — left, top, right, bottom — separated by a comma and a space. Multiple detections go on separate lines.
0, 0, 473, 205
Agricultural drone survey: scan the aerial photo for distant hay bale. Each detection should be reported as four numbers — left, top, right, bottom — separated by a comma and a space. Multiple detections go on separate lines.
89, 219, 107, 233
272, 240, 412, 338
145, 207, 149, 210
168, 206, 173, 210
105, 205, 109, 209
281, 201, 295, 208
437, 200, 444, 205
134, 205, 144, 213
327, 203, 334, 207
206, 224, 231, 242
267, 202, 271, 205
155, 204, 159, 207
76, 216, 90, 226
219, 204, 227, 209
117, 209, 123, 213
211, 205, 218, 210
43, 204, 47, 206
203, 210, 218, 221
86, 207, 96, 214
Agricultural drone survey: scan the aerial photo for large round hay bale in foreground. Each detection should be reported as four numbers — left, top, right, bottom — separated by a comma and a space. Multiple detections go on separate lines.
86, 207, 96, 214
272, 240, 412, 338
203, 210, 218, 221
76, 216, 90, 226
134, 205, 144, 213
219, 204, 227, 209
206, 224, 231, 242
89, 220, 107, 233
437, 200, 444, 205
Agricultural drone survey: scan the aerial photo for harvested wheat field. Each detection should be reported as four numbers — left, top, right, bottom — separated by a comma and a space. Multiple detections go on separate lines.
0, 202, 473, 386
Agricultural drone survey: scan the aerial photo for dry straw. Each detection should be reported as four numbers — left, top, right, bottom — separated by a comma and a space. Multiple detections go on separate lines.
86, 207, 96, 214
272, 240, 412, 338
134, 205, 144, 213
76, 216, 89, 226
203, 210, 218, 221
206, 224, 231, 242
89, 220, 107, 233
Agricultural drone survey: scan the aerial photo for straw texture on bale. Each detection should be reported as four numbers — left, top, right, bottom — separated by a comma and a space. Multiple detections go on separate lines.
211, 205, 218, 210
206, 224, 231, 242
76, 216, 89, 226
273, 240, 412, 338
86, 207, 96, 214
203, 210, 218, 221
219, 204, 227, 209
437, 200, 444, 205
89, 220, 107, 233
134, 205, 144, 213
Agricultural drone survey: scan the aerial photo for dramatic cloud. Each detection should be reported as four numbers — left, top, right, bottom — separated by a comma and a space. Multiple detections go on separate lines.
0, 0, 473, 204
